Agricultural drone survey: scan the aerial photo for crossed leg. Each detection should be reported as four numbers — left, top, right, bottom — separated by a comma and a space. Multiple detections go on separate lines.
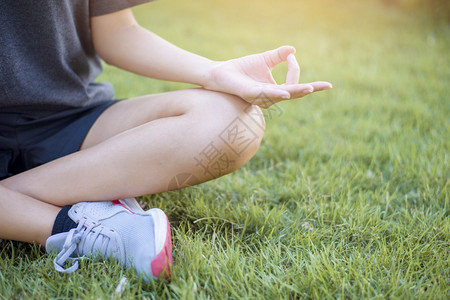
0, 89, 265, 245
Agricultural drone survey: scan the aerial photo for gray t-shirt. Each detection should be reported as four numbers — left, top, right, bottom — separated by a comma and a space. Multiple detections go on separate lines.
0, 0, 151, 109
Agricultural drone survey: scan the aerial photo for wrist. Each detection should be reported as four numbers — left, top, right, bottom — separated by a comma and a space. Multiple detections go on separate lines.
196, 60, 223, 90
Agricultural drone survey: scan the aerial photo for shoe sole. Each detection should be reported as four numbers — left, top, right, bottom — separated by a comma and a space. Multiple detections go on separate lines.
148, 208, 173, 280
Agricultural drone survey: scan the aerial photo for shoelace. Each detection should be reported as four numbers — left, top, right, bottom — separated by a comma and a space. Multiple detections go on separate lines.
53, 217, 122, 273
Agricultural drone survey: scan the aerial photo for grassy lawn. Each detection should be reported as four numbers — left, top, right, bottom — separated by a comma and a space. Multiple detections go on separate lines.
1, 0, 448, 298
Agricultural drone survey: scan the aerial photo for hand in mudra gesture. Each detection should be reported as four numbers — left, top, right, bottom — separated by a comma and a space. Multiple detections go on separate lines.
205, 46, 332, 108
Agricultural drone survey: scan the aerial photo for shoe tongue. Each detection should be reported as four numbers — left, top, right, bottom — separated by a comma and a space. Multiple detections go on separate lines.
69, 201, 129, 223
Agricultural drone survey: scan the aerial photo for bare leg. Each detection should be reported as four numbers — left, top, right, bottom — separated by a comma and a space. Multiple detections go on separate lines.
0, 184, 60, 245
0, 89, 265, 242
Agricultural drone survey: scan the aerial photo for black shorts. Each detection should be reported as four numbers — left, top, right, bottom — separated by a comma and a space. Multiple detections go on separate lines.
0, 101, 116, 180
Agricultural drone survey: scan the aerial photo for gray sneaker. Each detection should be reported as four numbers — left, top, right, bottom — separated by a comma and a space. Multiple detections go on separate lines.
46, 199, 172, 281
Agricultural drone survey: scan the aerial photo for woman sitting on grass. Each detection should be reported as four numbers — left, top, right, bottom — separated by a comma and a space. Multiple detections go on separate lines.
0, 0, 331, 281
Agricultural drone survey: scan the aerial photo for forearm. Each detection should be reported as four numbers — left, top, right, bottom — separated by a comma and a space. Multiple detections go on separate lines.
91, 9, 332, 107
92, 20, 215, 86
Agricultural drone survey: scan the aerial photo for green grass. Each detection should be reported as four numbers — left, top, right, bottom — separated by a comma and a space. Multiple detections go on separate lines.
1, 0, 449, 298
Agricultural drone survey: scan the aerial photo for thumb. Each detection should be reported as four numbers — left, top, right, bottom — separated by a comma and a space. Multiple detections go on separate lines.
263, 45, 296, 69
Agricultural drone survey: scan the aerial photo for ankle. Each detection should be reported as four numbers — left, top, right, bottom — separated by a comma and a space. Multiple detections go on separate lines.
51, 205, 77, 235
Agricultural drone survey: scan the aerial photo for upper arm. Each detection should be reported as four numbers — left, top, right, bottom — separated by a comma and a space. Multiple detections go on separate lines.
90, 8, 139, 61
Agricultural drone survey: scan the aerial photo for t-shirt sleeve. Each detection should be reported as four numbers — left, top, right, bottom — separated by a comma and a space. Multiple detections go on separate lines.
90, 0, 153, 17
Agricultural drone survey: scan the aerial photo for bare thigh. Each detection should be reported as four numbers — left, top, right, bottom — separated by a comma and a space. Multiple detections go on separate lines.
81, 89, 237, 149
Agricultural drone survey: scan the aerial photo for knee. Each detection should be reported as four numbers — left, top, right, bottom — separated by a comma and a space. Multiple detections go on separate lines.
188, 90, 266, 175
227, 103, 265, 167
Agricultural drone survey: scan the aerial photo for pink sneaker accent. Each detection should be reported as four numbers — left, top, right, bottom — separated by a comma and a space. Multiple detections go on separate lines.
112, 200, 135, 214
151, 216, 173, 280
